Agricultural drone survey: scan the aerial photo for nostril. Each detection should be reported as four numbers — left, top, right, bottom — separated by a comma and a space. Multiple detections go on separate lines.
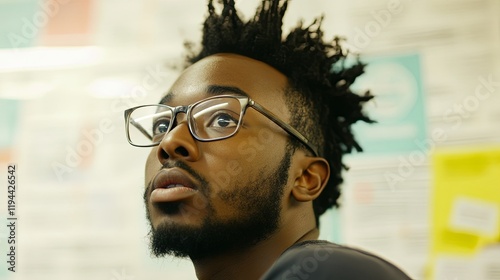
175, 146, 189, 157
159, 148, 169, 159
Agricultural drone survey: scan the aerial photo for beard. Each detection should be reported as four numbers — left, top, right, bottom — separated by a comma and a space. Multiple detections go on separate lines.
144, 149, 292, 260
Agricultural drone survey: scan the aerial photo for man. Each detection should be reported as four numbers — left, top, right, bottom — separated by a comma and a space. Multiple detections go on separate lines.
124, 0, 412, 279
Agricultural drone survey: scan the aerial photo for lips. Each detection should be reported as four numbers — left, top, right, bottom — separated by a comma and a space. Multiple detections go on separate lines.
150, 168, 198, 203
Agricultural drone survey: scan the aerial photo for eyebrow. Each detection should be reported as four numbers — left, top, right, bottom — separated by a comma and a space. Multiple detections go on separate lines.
205, 85, 249, 97
159, 93, 173, 105
158, 85, 249, 105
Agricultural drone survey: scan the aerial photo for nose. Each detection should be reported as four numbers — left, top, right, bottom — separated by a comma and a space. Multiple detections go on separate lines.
156, 117, 200, 163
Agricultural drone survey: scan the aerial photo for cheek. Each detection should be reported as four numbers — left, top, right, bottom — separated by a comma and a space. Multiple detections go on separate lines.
209, 126, 285, 162
201, 136, 288, 205
202, 134, 285, 188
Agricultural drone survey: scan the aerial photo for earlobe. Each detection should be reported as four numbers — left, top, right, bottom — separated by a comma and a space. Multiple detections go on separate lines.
291, 158, 330, 202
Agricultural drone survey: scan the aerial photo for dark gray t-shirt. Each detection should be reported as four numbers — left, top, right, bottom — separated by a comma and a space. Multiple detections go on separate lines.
261, 240, 412, 280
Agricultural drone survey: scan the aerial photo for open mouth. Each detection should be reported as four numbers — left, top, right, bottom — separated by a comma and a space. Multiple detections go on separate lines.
164, 184, 187, 189
150, 169, 198, 203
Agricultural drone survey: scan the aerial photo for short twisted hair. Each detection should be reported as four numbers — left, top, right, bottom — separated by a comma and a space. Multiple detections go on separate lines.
185, 0, 374, 226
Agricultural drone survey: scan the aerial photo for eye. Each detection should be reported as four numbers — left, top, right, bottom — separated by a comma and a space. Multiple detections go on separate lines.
207, 112, 238, 128
153, 118, 171, 135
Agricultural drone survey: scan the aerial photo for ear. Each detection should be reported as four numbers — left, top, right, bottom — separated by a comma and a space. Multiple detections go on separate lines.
291, 157, 330, 202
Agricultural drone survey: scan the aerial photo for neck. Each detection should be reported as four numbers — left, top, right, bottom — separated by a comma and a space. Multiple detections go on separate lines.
191, 225, 319, 280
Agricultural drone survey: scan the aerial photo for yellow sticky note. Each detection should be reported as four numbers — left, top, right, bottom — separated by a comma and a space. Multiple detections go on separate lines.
429, 146, 500, 279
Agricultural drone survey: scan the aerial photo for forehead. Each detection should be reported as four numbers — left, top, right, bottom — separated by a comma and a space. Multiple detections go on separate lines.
164, 54, 289, 112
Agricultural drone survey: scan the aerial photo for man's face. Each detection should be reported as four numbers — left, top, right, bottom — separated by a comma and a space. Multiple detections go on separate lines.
143, 53, 296, 259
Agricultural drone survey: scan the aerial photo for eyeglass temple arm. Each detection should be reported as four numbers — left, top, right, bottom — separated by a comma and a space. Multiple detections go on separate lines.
249, 101, 319, 157
129, 117, 153, 141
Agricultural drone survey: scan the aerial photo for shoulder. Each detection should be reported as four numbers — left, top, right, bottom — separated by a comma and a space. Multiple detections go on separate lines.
261, 240, 412, 280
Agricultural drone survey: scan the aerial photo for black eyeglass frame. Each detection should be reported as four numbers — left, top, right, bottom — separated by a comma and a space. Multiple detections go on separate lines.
124, 95, 319, 157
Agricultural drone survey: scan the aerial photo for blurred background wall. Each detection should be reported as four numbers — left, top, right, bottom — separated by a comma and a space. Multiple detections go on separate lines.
0, 0, 499, 279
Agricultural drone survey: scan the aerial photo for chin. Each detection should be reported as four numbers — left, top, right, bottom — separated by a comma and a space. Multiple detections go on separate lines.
149, 201, 206, 229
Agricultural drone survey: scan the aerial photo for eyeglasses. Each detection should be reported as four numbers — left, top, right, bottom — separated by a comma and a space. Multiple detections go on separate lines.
124, 95, 319, 157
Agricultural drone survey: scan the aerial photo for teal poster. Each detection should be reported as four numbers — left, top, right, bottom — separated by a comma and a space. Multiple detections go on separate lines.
0, 0, 40, 48
351, 53, 427, 154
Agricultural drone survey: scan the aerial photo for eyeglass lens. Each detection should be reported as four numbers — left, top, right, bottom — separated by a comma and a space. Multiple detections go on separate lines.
127, 97, 243, 146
